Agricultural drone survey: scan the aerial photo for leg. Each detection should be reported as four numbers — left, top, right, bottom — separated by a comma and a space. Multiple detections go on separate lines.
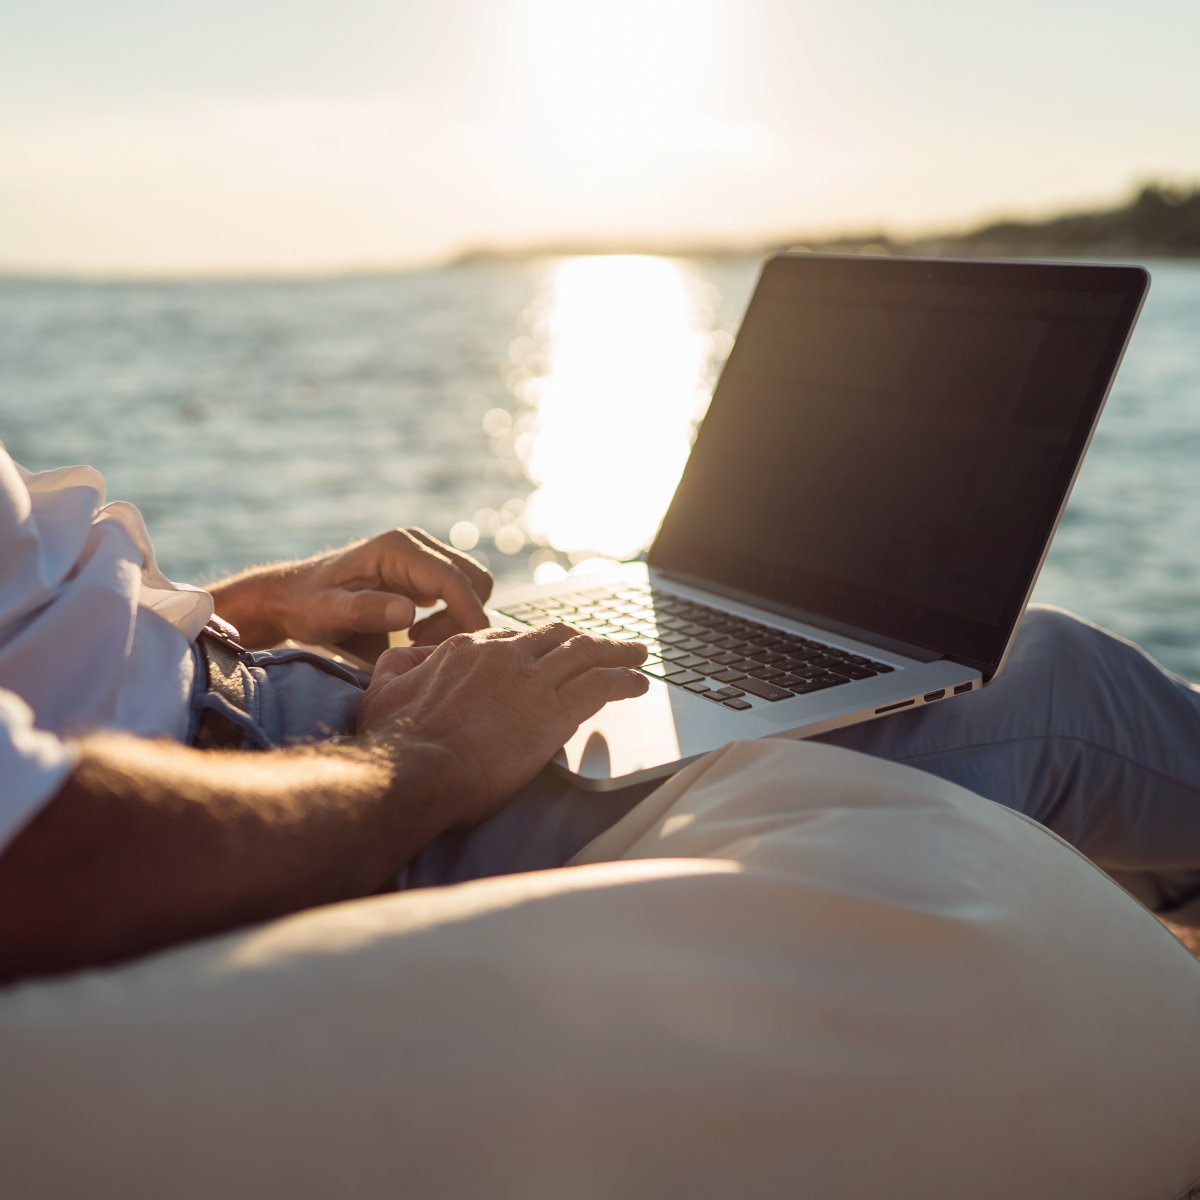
820, 605, 1200, 908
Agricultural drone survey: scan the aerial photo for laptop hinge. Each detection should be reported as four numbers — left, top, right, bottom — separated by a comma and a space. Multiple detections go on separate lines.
653, 568, 943, 664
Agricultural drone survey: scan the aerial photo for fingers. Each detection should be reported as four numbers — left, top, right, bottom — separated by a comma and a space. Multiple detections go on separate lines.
390, 623, 648, 703
332, 589, 417, 634
419, 622, 646, 683
405, 529, 493, 603
535, 628, 648, 688
516, 619, 581, 653
467, 621, 648, 686
558, 665, 650, 717
374, 529, 490, 635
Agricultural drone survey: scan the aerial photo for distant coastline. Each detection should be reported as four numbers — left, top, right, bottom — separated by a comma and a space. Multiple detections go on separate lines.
5, 183, 1198, 283
451, 182, 1200, 265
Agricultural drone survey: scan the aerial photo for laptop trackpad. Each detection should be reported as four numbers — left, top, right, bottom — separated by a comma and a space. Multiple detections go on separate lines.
555, 679, 744, 786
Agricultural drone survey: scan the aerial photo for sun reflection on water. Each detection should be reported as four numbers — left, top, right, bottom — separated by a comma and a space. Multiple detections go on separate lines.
512, 255, 718, 567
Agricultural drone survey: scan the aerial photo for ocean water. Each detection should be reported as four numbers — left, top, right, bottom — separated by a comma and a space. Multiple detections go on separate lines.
2, 255, 1198, 676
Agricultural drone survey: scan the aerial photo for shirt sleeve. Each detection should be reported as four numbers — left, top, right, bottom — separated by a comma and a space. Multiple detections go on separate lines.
0, 688, 77, 855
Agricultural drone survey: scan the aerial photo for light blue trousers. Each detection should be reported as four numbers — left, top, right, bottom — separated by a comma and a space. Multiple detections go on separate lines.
210, 606, 1200, 911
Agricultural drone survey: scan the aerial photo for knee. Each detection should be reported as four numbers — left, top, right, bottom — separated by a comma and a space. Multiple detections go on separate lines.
1018, 605, 1103, 655
1013, 604, 1140, 687
1007, 605, 1110, 686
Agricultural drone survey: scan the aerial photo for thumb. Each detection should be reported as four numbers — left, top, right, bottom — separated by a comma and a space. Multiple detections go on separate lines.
332, 589, 417, 634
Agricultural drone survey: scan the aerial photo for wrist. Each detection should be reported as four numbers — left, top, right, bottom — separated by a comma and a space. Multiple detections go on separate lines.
254, 564, 295, 646
361, 726, 475, 848
207, 564, 294, 648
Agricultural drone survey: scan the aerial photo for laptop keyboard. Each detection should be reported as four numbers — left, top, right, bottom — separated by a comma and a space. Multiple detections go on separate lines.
496, 583, 894, 712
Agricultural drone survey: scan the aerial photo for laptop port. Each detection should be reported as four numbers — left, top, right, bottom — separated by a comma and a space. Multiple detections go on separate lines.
953, 682, 974, 696
923, 689, 945, 702
875, 699, 915, 714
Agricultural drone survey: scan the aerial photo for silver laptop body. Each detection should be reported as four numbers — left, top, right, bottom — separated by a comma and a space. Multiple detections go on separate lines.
491, 254, 1150, 789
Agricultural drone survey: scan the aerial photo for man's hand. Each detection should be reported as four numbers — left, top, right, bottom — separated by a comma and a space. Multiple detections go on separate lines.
206, 528, 493, 649
357, 624, 650, 828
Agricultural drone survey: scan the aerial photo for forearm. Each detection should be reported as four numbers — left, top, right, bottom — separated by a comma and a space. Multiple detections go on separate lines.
0, 733, 453, 982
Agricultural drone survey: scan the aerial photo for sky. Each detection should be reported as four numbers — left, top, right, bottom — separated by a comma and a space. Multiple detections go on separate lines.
2, 0, 1198, 275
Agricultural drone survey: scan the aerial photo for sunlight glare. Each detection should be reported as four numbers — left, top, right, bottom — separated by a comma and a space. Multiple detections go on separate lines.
525, 0, 713, 145
515, 256, 715, 561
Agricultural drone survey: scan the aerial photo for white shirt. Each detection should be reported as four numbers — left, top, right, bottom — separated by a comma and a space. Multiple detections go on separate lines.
0, 446, 213, 853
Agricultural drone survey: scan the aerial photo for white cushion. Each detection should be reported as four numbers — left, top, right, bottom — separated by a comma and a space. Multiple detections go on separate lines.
1, 740, 1197, 1198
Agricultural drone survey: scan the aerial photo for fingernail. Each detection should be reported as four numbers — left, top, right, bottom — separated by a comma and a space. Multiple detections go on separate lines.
385, 600, 412, 626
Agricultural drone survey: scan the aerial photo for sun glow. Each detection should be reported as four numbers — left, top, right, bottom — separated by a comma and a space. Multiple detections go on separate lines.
514, 256, 719, 561
524, 0, 715, 146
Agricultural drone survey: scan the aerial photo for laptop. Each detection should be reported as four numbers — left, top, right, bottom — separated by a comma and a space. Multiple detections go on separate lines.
490, 254, 1150, 789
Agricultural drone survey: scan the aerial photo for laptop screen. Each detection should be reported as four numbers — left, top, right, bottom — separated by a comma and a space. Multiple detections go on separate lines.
649, 255, 1148, 676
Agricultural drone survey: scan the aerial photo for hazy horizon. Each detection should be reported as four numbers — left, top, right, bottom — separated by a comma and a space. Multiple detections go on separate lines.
4, 0, 1199, 277
3, 176, 1187, 282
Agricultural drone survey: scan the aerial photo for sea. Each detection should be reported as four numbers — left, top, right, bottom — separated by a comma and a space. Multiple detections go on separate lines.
2, 254, 1198, 676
